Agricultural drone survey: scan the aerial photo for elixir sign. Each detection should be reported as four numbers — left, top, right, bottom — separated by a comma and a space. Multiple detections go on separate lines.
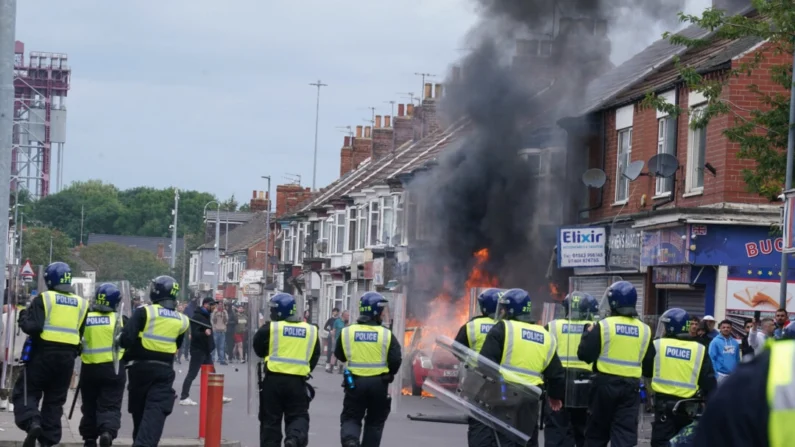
558, 227, 607, 268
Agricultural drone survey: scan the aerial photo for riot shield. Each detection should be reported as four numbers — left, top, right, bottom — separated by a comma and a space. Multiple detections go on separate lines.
558, 293, 592, 409
247, 288, 263, 416
385, 291, 406, 414
424, 335, 542, 444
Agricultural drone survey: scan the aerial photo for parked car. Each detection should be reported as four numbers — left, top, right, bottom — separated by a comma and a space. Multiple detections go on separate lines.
402, 326, 460, 396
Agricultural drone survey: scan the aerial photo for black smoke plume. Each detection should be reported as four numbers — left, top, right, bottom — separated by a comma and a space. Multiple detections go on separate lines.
406, 0, 685, 309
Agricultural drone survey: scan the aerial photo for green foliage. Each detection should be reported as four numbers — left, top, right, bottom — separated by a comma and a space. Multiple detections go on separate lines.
642, 0, 795, 200
79, 242, 169, 289
20, 227, 77, 271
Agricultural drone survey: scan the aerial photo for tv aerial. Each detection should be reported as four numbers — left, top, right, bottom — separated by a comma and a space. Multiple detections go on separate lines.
582, 169, 607, 188
647, 153, 679, 178
623, 160, 645, 181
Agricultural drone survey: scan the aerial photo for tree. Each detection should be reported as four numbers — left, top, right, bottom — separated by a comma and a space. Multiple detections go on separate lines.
238, 203, 251, 212
79, 242, 170, 289
644, 0, 794, 200
20, 226, 76, 270
221, 195, 239, 211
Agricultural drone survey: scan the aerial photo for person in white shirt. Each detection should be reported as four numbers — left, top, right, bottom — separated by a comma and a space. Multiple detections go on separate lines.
748, 317, 775, 354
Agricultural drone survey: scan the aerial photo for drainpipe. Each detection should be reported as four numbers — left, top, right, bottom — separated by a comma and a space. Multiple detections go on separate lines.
653, 84, 680, 211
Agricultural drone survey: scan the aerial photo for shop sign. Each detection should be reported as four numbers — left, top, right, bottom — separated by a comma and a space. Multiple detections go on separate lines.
557, 227, 607, 268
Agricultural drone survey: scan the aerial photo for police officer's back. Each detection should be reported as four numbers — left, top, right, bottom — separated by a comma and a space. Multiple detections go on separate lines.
334, 292, 402, 447
119, 276, 189, 447
479, 288, 565, 447
577, 280, 655, 447
692, 322, 795, 446
453, 288, 499, 447
252, 293, 320, 447
14, 261, 89, 447
543, 292, 599, 447
79, 283, 129, 447
646, 308, 715, 447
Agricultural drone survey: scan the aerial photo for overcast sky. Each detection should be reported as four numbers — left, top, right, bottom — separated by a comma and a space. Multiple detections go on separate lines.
15, 0, 711, 203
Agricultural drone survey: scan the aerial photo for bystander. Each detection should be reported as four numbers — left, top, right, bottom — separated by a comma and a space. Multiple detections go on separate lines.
323, 308, 339, 372
708, 319, 740, 385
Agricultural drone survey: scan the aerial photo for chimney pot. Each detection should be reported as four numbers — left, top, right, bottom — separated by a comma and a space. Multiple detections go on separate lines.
344, 136, 351, 146
364, 126, 372, 138
407, 104, 415, 116
434, 83, 443, 98
356, 126, 363, 138
397, 104, 405, 117
384, 115, 391, 127
375, 115, 382, 128
424, 83, 432, 99
258, 191, 264, 199
252, 190, 257, 199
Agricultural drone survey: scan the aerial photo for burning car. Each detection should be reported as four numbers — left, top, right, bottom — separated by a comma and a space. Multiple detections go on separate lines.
402, 326, 461, 396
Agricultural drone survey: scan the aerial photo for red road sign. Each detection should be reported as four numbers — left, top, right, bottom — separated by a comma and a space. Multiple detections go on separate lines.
20, 260, 35, 277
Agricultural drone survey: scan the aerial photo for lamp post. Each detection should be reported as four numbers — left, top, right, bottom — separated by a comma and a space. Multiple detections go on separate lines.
203, 200, 221, 293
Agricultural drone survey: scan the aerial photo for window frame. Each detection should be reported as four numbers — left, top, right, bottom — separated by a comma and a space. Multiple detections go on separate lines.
368, 200, 380, 247
615, 127, 633, 203
334, 212, 345, 254
380, 195, 395, 246
281, 226, 293, 263
346, 207, 358, 252
357, 204, 368, 250
395, 194, 406, 246
655, 117, 676, 197
686, 105, 707, 194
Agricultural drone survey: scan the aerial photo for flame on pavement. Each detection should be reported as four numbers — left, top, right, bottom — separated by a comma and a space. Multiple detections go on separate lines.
401, 387, 434, 398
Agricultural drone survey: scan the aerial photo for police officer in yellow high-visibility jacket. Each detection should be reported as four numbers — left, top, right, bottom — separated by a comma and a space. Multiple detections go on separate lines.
577, 281, 655, 447
646, 308, 715, 447
14, 261, 89, 447
692, 323, 795, 446
480, 288, 566, 447
252, 293, 320, 447
454, 288, 500, 447
79, 283, 129, 447
119, 276, 189, 447
543, 292, 599, 447
334, 292, 402, 447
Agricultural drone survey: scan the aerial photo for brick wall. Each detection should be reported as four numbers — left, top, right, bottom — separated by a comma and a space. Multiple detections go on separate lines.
340, 136, 353, 176
584, 41, 783, 222
246, 236, 276, 271
249, 190, 271, 212
276, 184, 313, 218
372, 115, 394, 160
394, 104, 413, 148
351, 126, 373, 169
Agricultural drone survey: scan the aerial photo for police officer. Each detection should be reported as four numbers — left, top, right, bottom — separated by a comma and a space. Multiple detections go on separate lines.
453, 288, 500, 447
13, 261, 89, 447
543, 292, 599, 447
252, 293, 319, 447
479, 288, 565, 447
335, 292, 402, 447
577, 280, 655, 447
119, 276, 189, 447
646, 308, 715, 447
79, 283, 128, 447
692, 323, 795, 446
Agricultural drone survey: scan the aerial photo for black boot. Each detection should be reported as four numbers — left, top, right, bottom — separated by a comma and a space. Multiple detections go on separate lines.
99, 432, 113, 447
283, 439, 298, 447
23, 422, 42, 447
83, 440, 97, 447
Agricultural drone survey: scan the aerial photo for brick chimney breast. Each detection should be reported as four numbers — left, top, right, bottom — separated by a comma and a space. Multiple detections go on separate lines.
394, 106, 413, 148
276, 184, 314, 218
372, 120, 394, 160
340, 136, 354, 176
352, 132, 373, 169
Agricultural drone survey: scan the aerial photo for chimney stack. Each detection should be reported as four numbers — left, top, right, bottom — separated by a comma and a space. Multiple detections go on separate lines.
364, 126, 372, 138
384, 115, 391, 127
340, 136, 353, 176
250, 190, 270, 212
355, 126, 363, 138
424, 83, 432, 99
352, 130, 373, 169
375, 115, 382, 128
372, 115, 395, 160
407, 104, 414, 116
397, 104, 405, 117
434, 83, 443, 99
276, 184, 313, 218
344, 136, 351, 146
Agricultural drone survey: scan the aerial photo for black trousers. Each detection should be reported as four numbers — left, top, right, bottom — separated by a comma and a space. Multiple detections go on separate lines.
544, 404, 587, 447
12, 349, 76, 446
340, 376, 391, 447
259, 373, 310, 447
650, 397, 694, 447
127, 362, 177, 447
583, 375, 640, 447
180, 350, 212, 400
494, 396, 540, 447
467, 417, 496, 447
79, 363, 126, 443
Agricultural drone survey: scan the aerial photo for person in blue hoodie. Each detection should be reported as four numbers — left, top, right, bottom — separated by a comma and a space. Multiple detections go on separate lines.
708, 319, 740, 385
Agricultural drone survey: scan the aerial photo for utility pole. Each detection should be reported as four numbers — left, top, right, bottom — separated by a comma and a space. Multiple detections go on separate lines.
80, 205, 84, 246
414, 72, 435, 98
170, 188, 179, 269
213, 201, 220, 292
779, 47, 795, 310
180, 235, 187, 300
17, 212, 22, 263
384, 100, 395, 119
309, 80, 328, 192
224, 205, 229, 252
0, 0, 16, 296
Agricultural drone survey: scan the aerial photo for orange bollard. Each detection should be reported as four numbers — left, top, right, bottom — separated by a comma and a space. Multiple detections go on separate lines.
204, 374, 224, 447
199, 364, 214, 438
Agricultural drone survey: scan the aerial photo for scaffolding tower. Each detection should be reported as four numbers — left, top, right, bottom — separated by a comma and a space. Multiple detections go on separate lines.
12, 41, 70, 199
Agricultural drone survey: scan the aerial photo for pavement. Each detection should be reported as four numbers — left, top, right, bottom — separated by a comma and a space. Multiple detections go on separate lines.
0, 359, 654, 447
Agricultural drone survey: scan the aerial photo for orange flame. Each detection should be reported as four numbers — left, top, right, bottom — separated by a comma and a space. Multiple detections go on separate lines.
549, 282, 564, 301
402, 387, 434, 398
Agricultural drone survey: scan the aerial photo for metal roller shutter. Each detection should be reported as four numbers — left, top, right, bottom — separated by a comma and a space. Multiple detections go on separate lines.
615, 275, 645, 318
570, 276, 610, 301
664, 289, 706, 317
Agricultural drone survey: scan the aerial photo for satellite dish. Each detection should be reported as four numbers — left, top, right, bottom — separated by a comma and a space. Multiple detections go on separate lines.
647, 153, 679, 178
582, 169, 607, 188
623, 160, 645, 181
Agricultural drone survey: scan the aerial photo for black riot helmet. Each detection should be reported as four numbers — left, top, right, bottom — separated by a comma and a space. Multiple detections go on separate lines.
150, 276, 180, 305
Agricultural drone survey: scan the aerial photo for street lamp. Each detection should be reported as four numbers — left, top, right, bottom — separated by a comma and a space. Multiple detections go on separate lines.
203, 200, 221, 293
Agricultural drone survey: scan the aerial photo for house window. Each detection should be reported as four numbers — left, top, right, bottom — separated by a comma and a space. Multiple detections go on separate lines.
282, 227, 293, 263
615, 128, 632, 203
655, 117, 675, 196
395, 194, 405, 245
318, 218, 331, 256
296, 223, 305, 264
526, 152, 542, 177
347, 207, 358, 252
357, 204, 368, 250
335, 212, 345, 254
368, 201, 380, 246
380, 196, 395, 246
686, 106, 707, 193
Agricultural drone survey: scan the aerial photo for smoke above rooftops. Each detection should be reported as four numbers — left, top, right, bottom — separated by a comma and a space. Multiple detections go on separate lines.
406, 0, 685, 305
